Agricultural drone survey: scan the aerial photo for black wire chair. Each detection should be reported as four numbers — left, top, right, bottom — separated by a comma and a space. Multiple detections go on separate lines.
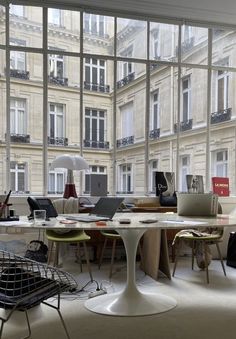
0, 250, 78, 339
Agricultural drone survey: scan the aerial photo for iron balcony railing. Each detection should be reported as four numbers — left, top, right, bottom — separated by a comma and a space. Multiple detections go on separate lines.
211, 108, 232, 124
48, 136, 68, 146
117, 72, 135, 89
174, 119, 193, 133
149, 128, 160, 139
48, 75, 68, 86
117, 136, 134, 148
84, 81, 110, 93
9, 69, 30, 80
83, 140, 109, 149
9, 133, 30, 143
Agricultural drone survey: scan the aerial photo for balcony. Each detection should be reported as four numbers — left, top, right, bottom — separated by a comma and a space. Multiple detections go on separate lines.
48, 136, 68, 146
83, 140, 109, 149
117, 136, 134, 148
149, 128, 160, 139
48, 75, 68, 86
9, 133, 30, 143
117, 72, 135, 89
211, 108, 232, 124
84, 82, 110, 93
9, 69, 29, 80
174, 119, 193, 133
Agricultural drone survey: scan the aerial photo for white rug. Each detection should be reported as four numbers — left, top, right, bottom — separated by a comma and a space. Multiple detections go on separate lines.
4, 258, 236, 339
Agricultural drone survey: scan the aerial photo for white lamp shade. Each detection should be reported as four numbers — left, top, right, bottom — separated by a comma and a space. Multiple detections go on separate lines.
50, 154, 89, 171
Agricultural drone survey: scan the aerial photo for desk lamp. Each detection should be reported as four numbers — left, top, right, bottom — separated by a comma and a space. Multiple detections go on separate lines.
50, 154, 89, 198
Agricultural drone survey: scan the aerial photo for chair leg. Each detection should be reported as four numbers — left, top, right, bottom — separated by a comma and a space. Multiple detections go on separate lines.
215, 242, 227, 276
54, 243, 59, 267
191, 242, 195, 270
24, 310, 31, 339
47, 241, 54, 265
98, 238, 108, 269
203, 241, 209, 284
56, 308, 71, 339
83, 241, 93, 281
172, 240, 181, 277
109, 239, 117, 280
75, 242, 83, 272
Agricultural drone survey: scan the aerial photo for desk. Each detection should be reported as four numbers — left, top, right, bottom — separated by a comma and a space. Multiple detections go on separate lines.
1, 213, 236, 317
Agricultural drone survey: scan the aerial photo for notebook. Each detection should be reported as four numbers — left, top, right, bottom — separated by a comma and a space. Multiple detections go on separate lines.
66, 197, 124, 222
177, 192, 218, 216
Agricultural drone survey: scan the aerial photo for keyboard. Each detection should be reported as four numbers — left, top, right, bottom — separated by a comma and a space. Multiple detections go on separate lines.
66, 215, 110, 222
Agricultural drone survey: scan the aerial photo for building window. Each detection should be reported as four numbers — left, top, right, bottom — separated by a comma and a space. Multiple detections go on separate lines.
119, 164, 133, 193
152, 29, 160, 59
10, 162, 26, 193
10, 5, 24, 16
121, 102, 133, 139
149, 160, 158, 193
150, 90, 160, 130
84, 108, 107, 148
49, 103, 65, 144
84, 13, 105, 37
182, 25, 193, 42
10, 98, 26, 135
216, 69, 229, 111
85, 166, 106, 193
182, 76, 191, 121
48, 8, 61, 26
179, 156, 190, 192
212, 150, 228, 177
49, 53, 64, 79
48, 170, 65, 194
84, 58, 106, 91
10, 39, 26, 71
120, 46, 133, 79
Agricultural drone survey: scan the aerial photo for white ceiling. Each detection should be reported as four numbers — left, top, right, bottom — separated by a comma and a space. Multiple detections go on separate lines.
47, 0, 236, 25
16, 0, 236, 25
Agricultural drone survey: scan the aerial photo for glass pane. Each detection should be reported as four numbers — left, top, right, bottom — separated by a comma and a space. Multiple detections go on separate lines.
0, 49, 6, 194
116, 62, 146, 195
48, 8, 80, 53
0, 6, 5, 45
177, 67, 208, 191
210, 69, 235, 194
83, 13, 114, 56
117, 18, 147, 59
150, 22, 178, 62
10, 52, 43, 195
212, 28, 236, 68
10, 5, 42, 48
181, 25, 208, 65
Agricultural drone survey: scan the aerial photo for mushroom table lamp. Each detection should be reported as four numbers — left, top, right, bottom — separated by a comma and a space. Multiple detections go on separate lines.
50, 154, 89, 198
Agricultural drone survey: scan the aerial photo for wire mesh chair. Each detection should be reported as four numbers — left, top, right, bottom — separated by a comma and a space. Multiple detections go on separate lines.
0, 250, 78, 339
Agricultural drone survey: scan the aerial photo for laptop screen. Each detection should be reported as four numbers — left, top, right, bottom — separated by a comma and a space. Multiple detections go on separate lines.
90, 197, 124, 219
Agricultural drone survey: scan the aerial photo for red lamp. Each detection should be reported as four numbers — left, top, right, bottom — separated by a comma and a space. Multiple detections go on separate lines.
50, 154, 89, 198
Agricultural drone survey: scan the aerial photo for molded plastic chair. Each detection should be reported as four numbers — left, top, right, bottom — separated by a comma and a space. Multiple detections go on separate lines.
172, 229, 226, 284
98, 230, 143, 280
46, 198, 93, 281
0, 249, 78, 339
172, 229, 226, 283
172, 204, 226, 283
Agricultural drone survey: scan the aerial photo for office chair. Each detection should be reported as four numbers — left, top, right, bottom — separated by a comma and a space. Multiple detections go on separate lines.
0, 249, 78, 339
98, 230, 143, 280
172, 203, 226, 283
46, 198, 93, 281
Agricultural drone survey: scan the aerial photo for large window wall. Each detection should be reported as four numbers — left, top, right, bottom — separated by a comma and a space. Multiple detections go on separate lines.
1, 2, 236, 197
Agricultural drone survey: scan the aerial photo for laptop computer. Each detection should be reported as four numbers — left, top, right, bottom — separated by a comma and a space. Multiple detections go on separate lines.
177, 192, 218, 216
66, 197, 124, 222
